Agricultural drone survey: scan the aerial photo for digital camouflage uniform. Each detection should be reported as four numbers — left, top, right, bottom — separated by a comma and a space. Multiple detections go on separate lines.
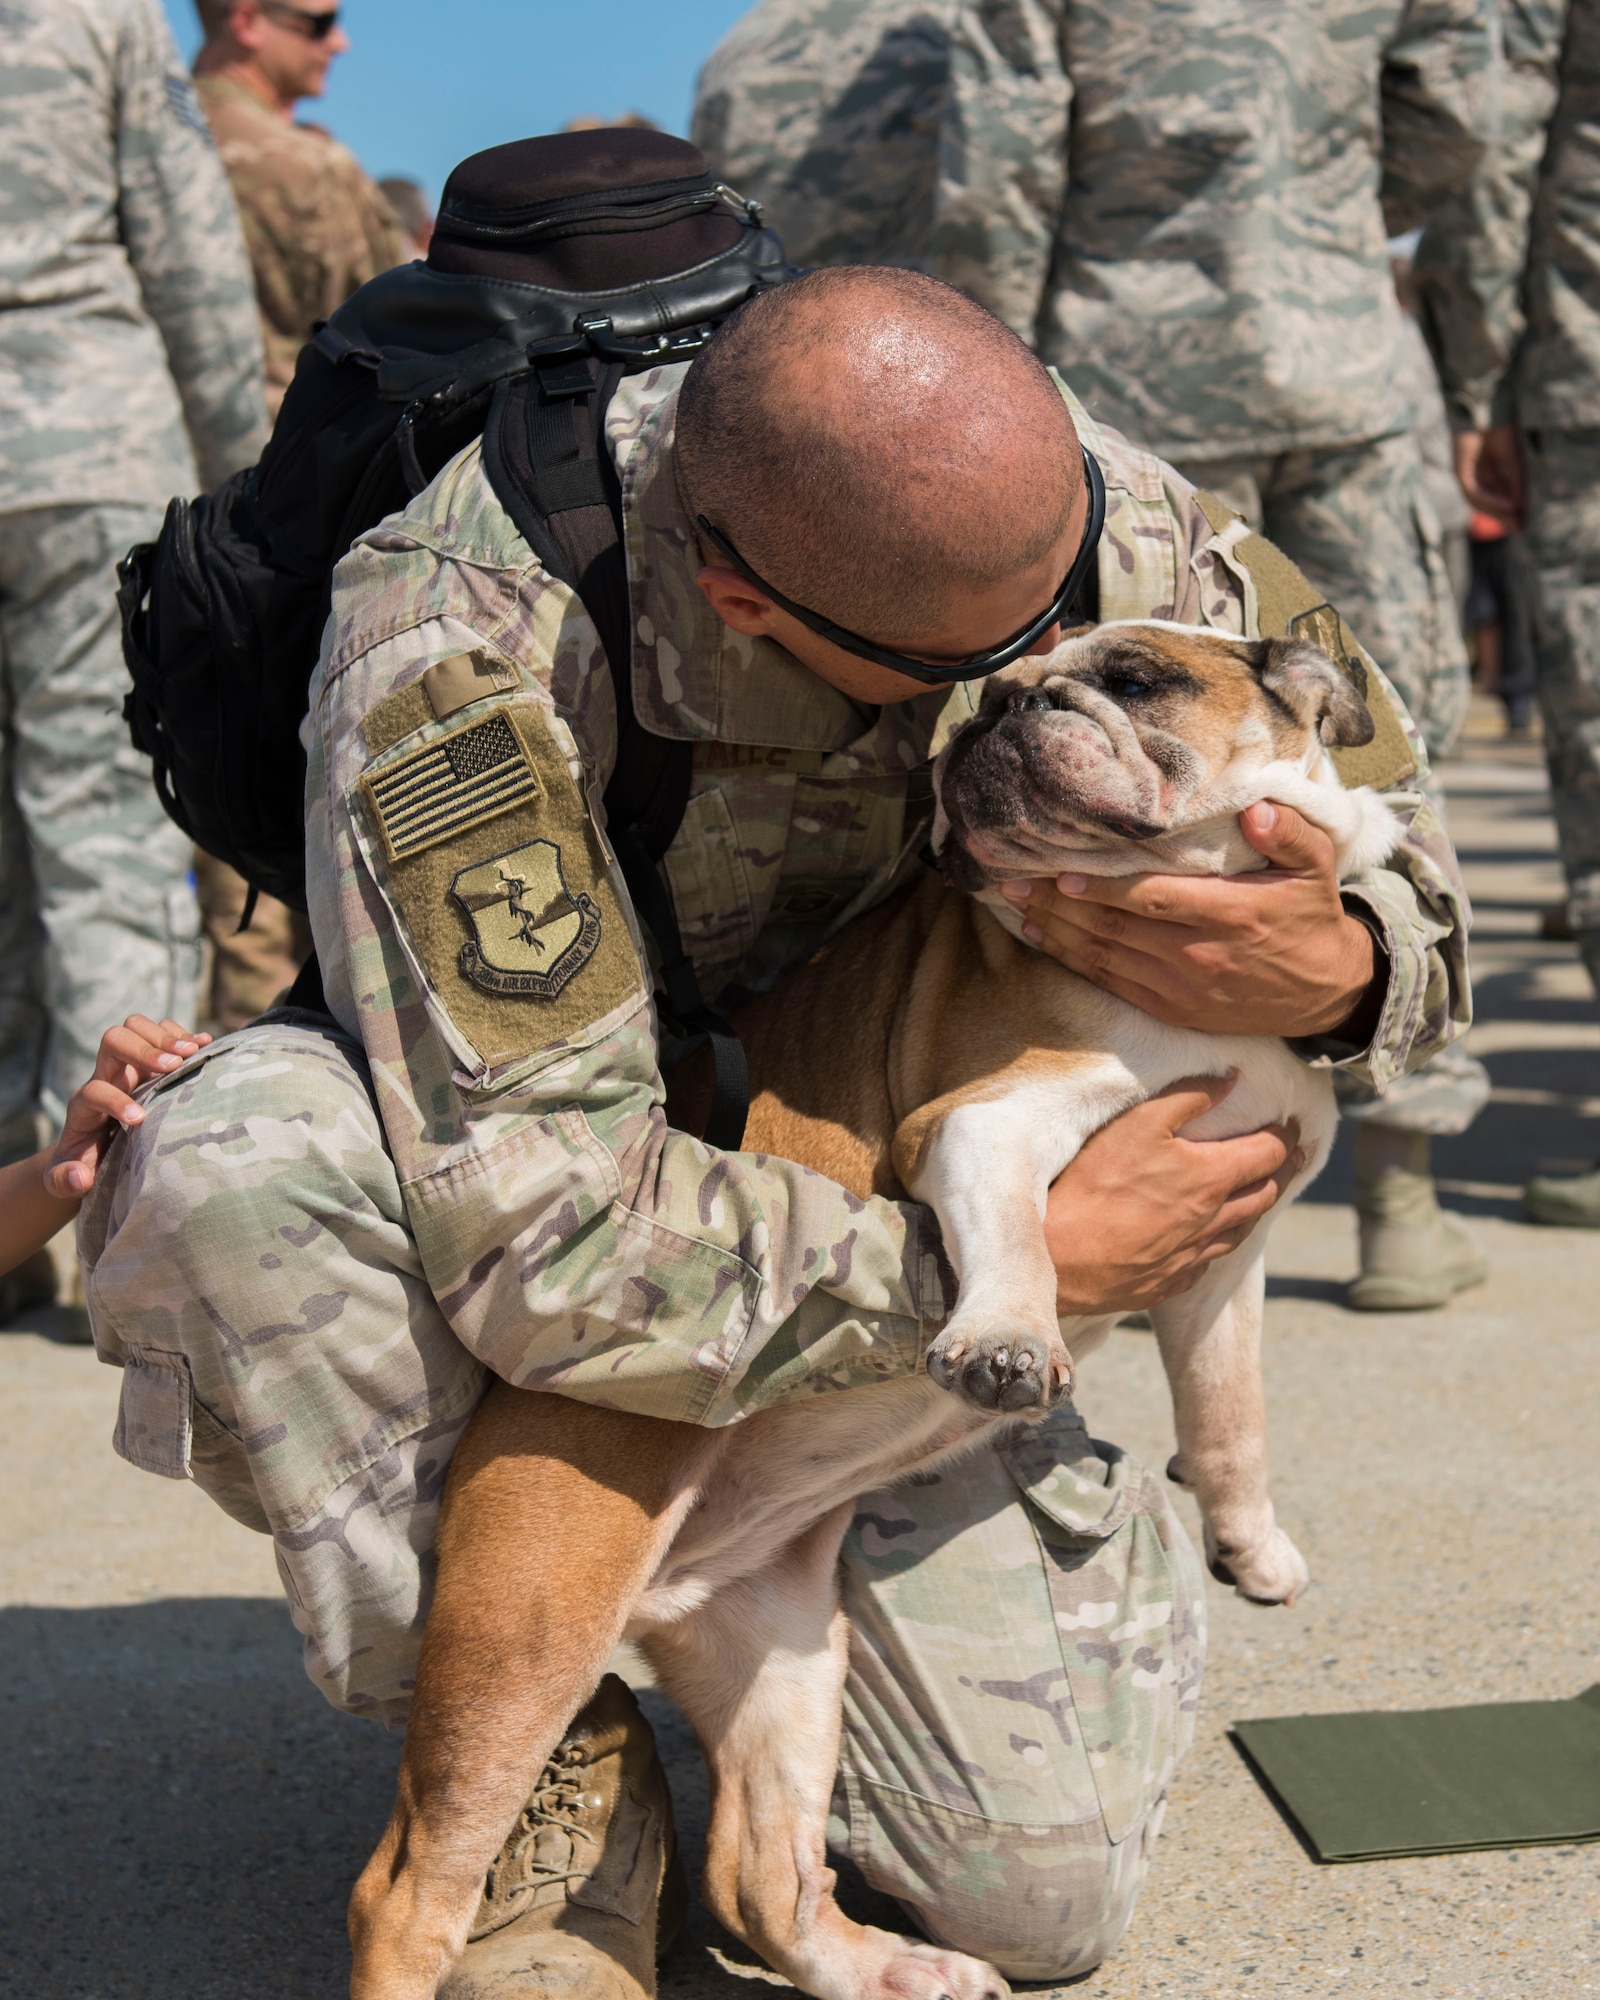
192, 75, 404, 1034
0, 0, 266, 1161
1416, 3, 1600, 943
80, 373, 1469, 1976
693, 0, 1493, 1147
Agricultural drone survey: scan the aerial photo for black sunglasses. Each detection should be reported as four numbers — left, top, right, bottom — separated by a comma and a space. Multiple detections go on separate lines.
695, 447, 1105, 687
260, 0, 341, 39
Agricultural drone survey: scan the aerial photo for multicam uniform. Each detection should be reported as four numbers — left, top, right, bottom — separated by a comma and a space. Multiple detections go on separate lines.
79, 376, 1469, 1980
693, 0, 1494, 1141
192, 77, 406, 1033
0, 0, 266, 1161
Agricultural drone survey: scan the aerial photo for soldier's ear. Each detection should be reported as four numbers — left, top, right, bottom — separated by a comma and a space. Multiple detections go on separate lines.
1255, 637, 1375, 749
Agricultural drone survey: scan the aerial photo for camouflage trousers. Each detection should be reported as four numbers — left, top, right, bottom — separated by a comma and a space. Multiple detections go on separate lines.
1173, 427, 1471, 761
1520, 430, 1600, 939
0, 503, 201, 1162
192, 848, 314, 1034
79, 1017, 1206, 1984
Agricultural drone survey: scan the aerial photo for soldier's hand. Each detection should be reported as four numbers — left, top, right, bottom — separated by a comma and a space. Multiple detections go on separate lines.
999, 802, 1380, 1038
1454, 424, 1524, 530
43, 1016, 209, 1200
1045, 1076, 1303, 1315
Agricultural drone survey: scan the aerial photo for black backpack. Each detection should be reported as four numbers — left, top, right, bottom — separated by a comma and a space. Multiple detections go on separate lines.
118, 130, 797, 1145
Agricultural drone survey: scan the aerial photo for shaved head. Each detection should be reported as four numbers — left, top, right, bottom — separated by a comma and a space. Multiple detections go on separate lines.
675, 267, 1083, 646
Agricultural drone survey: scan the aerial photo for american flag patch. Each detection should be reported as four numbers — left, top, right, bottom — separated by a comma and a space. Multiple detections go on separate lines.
363, 711, 540, 862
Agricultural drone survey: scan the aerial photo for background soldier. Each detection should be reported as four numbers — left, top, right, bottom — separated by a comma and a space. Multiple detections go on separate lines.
0, 0, 265, 1317
1414, 0, 1600, 1224
694, 0, 1497, 1312
190, 0, 405, 1034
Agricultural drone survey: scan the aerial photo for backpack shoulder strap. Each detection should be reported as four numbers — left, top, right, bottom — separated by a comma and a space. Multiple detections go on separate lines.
484, 362, 748, 1149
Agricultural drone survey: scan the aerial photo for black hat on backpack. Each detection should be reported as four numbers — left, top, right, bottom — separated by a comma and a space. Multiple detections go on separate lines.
429, 129, 751, 292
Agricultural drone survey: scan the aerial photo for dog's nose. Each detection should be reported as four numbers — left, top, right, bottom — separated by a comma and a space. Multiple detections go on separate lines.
1006, 687, 1055, 715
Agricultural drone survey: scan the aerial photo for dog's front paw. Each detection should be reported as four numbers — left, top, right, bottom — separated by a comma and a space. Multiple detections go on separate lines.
926, 1318, 1073, 1413
1205, 1523, 1309, 1606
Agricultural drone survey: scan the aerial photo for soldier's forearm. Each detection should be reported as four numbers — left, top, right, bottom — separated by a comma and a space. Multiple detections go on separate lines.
395, 1028, 947, 1426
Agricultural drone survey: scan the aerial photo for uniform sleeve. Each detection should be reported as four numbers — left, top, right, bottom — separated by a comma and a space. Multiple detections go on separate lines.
1173, 477, 1474, 1093
114, 0, 267, 489
691, 0, 957, 271
1411, 0, 1572, 430
930, 0, 1072, 343
1379, 0, 1498, 238
306, 552, 949, 1431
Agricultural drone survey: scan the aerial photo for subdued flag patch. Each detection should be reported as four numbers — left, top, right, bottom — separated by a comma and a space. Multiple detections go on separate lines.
363, 712, 540, 861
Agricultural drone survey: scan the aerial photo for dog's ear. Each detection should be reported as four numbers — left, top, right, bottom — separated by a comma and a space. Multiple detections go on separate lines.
1255, 636, 1375, 749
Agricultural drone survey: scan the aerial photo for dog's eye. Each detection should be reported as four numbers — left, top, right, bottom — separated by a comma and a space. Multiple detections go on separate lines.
1106, 676, 1151, 701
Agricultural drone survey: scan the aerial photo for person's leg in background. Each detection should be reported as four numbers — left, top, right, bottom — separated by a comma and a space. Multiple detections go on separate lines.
1176, 434, 1490, 1306
193, 847, 314, 1034
0, 501, 199, 1312
1510, 430, 1600, 1223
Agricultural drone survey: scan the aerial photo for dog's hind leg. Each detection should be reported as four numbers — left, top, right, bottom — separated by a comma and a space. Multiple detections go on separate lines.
1150, 1244, 1309, 1605
348, 1383, 714, 2000
641, 1507, 1010, 2000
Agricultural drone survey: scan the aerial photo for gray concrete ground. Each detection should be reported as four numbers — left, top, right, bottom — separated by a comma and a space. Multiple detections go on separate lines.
3, 700, 1598, 1997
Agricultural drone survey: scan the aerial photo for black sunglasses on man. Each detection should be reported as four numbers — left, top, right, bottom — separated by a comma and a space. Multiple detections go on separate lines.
259, 0, 341, 39
696, 446, 1106, 687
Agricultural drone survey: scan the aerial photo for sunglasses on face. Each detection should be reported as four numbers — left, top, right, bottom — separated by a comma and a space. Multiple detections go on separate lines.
696, 448, 1106, 687
258, 0, 341, 40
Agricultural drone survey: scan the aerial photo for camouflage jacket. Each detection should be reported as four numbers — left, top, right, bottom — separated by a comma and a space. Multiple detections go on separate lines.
693, 0, 1497, 460
1413, 0, 1600, 432
0, 0, 266, 512
196, 77, 404, 415
304, 365, 1471, 1427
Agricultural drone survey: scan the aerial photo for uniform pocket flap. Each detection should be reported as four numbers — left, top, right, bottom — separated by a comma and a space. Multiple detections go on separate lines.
1000, 1417, 1149, 1541
112, 1348, 193, 1482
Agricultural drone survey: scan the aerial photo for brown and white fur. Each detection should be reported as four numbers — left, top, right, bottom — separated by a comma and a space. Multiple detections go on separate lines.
348, 624, 1400, 2000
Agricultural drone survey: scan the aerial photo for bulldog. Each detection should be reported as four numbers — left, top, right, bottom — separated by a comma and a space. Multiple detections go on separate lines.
349, 622, 1400, 2000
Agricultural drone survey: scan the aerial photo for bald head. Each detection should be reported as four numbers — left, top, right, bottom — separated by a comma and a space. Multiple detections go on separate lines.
675, 268, 1082, 646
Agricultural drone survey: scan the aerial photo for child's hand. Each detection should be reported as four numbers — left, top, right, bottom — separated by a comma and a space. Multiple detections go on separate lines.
42, 1016, 211, 1200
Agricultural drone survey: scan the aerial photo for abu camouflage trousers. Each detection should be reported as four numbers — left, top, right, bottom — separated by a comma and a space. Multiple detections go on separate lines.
1173, 428, 1471, 761
79, 1018, 1206, 1984
0, 503, 201, 1161
1520, 430, 1600, 942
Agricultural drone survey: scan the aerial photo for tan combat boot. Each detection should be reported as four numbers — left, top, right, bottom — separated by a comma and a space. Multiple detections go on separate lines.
1347, 1128, 1488, 1312
439, 1674, 687, 1999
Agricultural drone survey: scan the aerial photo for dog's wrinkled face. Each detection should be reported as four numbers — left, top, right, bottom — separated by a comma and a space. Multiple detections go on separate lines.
935, 621, 1376, 887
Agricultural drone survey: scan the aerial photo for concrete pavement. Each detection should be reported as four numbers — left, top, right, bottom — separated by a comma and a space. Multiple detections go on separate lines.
3, 705, 1597, 1997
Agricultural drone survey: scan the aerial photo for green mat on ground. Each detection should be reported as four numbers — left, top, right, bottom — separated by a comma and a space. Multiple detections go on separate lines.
1232, 1684, 1600, 1861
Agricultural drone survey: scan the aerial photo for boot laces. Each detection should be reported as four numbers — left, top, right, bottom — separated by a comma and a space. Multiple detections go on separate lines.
488, 1739, 601, 1898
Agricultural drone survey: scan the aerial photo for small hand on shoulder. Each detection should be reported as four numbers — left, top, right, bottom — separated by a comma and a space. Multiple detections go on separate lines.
999, 800, 1380, 1039
0, 1016, 210, 1281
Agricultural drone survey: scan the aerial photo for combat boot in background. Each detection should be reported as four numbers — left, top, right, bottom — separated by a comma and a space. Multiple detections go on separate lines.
1526, 925, 1600, 1224
1347, 1128, 1488, 1311
1522, 1161, 1600, 1226
440, 1674, 687, 1999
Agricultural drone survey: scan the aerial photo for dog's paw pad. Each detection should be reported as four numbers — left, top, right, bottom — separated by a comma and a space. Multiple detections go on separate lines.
927, 1323, 1071, 1413
1208, 1525, 1309, 1606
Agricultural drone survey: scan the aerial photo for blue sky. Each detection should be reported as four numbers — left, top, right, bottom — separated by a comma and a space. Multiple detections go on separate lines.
159, 0, 754, 206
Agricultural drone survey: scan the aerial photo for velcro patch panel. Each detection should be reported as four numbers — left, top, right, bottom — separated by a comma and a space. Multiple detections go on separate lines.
363, 711, 540, 862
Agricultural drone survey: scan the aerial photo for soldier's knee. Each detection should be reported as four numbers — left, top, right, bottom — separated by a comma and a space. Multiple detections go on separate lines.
900, 1800, 1166, 1984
